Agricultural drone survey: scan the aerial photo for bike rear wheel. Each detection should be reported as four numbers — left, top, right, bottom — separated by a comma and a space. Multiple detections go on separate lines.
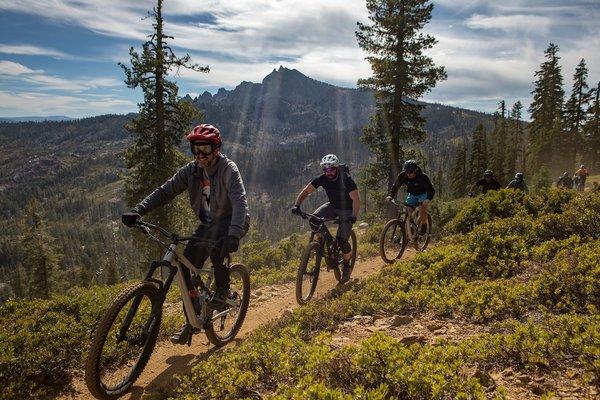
205, 264, 250, 347
380, 219, 407, 264
414, 212, 432, 251
295, 241, 322, 305
85, 281, 162, 399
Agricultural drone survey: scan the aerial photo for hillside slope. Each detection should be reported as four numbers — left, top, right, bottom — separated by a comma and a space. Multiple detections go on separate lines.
172, 188, 600, 399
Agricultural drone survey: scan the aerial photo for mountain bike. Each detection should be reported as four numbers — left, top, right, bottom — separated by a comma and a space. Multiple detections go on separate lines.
379, 199, 432, 264
294, 211, 357, 305
85, 220, 250, 399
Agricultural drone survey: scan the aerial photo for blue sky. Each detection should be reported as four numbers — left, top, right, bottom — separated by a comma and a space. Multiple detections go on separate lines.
0, 0, 598, 118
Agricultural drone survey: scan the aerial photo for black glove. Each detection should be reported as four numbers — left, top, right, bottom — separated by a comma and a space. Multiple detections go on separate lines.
347, 216, 357, 224
291, 205, 302, 216
224, 235, 239, 253
121, 212, 140, 227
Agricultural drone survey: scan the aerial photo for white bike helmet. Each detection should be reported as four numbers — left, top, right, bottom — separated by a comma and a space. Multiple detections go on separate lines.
320, 154, 339, 168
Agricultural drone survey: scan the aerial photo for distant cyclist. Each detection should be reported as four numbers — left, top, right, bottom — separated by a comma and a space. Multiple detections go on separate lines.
556, 172, 573, 189
385, 160, 435, 235
575, 164, 589, 191
121, 124, 250, 344
506, 172, 529, 193
469, 169, 501, 196
291, 154, 360, 283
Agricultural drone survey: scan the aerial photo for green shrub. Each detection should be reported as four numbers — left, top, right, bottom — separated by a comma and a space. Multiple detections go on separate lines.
0, 282, 183, 400
531, 242, 600, 313
0, 285, 121, 399
445, 190, 527, 234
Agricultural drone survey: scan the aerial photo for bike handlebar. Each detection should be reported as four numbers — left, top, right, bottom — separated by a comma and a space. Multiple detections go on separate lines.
135, 220, 221, 249
296, 210, 353, 224
389, 198, 425, 208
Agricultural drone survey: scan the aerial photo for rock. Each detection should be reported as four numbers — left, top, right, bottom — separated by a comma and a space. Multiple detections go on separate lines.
400, 335, 426, 346
282, 308, 293, 318
516, 374, 532, 384
390, 315, 413, 326
250, 292, 259, 300
432, 327, 447, 335
472, 369, 496, 390
529, 383, 546, 396
374, 318, 391, 328
426, 323, 445, 332
254, 289, 263, 297
352, 315, 374, 325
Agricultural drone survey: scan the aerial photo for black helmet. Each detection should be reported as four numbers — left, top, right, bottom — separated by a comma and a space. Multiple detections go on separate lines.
515, 172, 524, 180
484, 170, 494, 177
403, 159, 418, 173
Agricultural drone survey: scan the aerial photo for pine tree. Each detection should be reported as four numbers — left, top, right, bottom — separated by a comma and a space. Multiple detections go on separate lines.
507, 101, 525, 175
20, 199, 60, 299
563, 59, 592, 172
468, 123, 488, 182
583, 82, 600, 170
528, 43, 565, 174
490, 101, 507, 182
356, 0, 446, 187
119, 0, 208, 261
450, 141, 467, 198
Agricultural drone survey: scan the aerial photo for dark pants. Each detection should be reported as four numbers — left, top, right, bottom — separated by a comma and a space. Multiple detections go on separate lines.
182, 218, 231, 291
314, 203, 353, 253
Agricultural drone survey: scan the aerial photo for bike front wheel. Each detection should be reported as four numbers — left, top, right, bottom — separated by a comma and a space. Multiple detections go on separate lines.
85, 281, 162, 399
295, 241, 322, 305
205, 264, 250, 347
380, 219, 407, 264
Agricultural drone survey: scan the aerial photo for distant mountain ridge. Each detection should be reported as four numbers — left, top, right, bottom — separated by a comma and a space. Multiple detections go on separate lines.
0, 116, 74, 123
192, 66, 375, 143
0, 66, 496, 196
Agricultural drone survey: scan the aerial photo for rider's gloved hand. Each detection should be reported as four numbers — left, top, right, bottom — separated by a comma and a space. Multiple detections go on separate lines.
347, 216, 357, 224
385, 195, 392, 203
291, 205, 302, 216
121, 212, 141, 227
224, 235, 239, 253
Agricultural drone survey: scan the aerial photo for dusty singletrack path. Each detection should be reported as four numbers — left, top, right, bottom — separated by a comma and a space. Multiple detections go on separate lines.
64, 250, 413, 400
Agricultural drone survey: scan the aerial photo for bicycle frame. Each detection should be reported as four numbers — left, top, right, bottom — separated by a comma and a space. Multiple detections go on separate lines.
120, 222, 233, 335
301, 213, 341, 269
390, 199, 421, 242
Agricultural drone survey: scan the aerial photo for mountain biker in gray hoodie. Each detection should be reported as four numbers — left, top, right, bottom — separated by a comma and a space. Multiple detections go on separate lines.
121, 124, 250, 344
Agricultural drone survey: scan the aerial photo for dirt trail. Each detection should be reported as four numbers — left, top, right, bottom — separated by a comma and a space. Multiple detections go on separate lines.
63, 252, 403, 400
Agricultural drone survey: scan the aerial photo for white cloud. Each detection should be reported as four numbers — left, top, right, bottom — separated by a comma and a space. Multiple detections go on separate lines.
0, 90, 136, 117
0, 60, 121, 91
466, 14, 553, 34
0, 44, 70, 58
0, 60, 43, 75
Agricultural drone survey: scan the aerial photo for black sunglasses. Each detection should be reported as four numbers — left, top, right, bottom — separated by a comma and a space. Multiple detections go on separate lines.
191, 143, 214, 156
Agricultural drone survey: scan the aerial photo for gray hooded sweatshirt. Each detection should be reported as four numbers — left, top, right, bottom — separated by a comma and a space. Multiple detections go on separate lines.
133, 154, 250, 239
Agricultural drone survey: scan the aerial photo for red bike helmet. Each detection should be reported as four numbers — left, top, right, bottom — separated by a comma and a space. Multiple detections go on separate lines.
186, 124, 222, 146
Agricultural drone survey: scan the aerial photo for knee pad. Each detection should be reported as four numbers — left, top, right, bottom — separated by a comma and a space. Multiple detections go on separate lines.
337, 236, 351, 253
